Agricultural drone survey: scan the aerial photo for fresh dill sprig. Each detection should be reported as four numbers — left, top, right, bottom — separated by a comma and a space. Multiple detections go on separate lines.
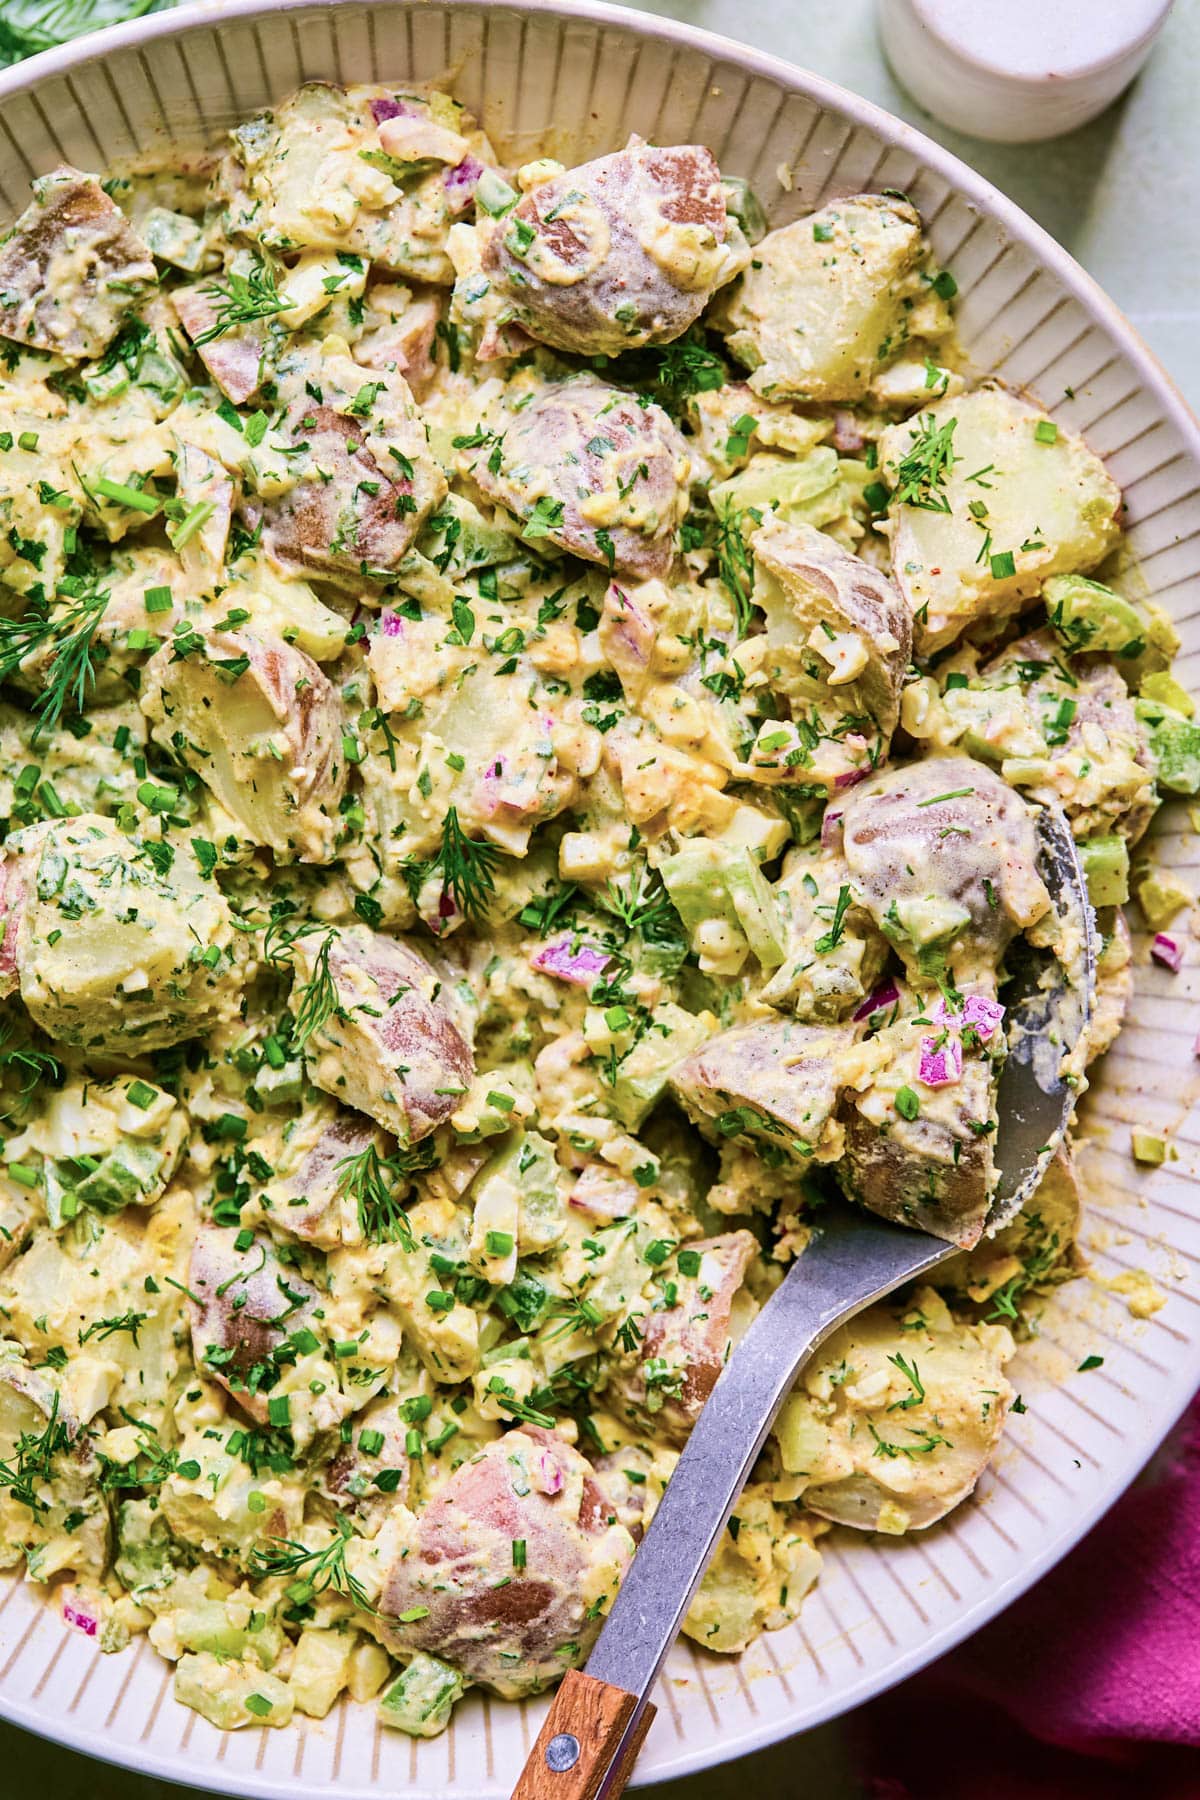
615, 1314, 644, 1354
96, 1411, 191, 1494
404, 806, 500, 928
0, 1392, 69, 1514
336, 1142, 417, 1252
248, 1513, 376, 1613
291, 932, 339, 1048
714, 499, 755, 638
598, 863, 675, 940
192, 257, 289, 346
890, 412, 958, 513
0, 577, 111, 742
0, 1016, 63, 1121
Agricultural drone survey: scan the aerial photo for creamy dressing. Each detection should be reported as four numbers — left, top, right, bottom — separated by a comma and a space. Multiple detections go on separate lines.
0, 73, 1182, 1746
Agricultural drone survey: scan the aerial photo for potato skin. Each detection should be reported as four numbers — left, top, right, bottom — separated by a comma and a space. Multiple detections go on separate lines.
470, 376, 690, 581
838, 1053, 996, 1248
173, 283, 279, 403
980, 631, 1156, 845
479, 141, 745, 356
0, 167, 157, 361
299, 926, 475, 1144
604, 1230, 758, 1444
263, 1107, 385, 1249
141, 628, 347, 864
186, 1225, 318, 1425
670, 1019, 851, 1163
248, 355, 446, 589
379, 1426, 634, 1695
838, 755, 1050, 978
752, 516, 912, 741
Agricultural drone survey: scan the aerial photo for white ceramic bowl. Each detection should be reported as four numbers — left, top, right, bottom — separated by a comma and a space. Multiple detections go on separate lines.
0, 4, 1198, 1793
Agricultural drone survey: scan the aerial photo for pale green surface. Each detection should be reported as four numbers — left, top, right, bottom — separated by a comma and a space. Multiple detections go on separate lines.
620, 0, 1200, 410
4, 2, 1197, 1796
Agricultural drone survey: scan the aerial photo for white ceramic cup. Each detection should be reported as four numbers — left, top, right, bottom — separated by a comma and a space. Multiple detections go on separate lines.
879, 0, 1175, 142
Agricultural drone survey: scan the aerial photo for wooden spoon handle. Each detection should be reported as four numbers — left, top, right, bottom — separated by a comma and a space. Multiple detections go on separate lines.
510, 1669, 655, 1800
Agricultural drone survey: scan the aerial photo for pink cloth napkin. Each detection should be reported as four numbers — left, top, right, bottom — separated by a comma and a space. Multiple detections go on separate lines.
854, 1396, 1200, 1798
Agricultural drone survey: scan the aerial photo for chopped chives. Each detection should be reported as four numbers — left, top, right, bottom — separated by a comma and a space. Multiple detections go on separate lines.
94, 476, 161, 514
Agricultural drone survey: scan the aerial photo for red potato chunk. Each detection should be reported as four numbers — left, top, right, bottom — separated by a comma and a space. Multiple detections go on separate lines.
141, 628, 347, 864
379, 1426, 634, 1694
470, 376, 690, 581
8, 815, 241, 1056
670, 1020, 853, 1164
353, 282, 440, 401
297, 925, 475, 1144
838, 1036, 998, 1247
173, 282, 280, 403
0, 858, 25, 998
248, 355, 446, 589
478, 141, 746, 357
263, 1108, 384, 1248
752, 516, 912, 743
838, 756, 1051, 980
186, 1225, 318, 1426
321, 1392, 412, 1525
605, 1230, 758, 1445
0, 167, 156, 361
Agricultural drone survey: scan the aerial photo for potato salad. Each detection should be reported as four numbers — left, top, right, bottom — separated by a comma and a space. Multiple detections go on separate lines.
0, 80, 1194, 1739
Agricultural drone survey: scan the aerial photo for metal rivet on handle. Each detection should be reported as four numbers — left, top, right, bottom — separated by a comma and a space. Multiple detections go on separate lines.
545, 1733, 581, 1773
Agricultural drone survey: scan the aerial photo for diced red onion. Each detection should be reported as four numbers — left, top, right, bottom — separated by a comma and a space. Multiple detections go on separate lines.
369, 95, 413, 123
532, 937, 612, 986
831, 409, 866, 455
444, 155, 484, 212
381, 610, 406, 638
63, 1596, 98, 1637
820, 808, 844, 850
1153, 933, 1182, 973
531, 1451, 564, 1496
918, 1035, 963, 1087
931, 993, 1006, 1042
962, 994, 1006, 1039
834, 768, 868, 790
852, 979, 900, 1021
604, 582, 653, 664
568, 1190, 632, 1222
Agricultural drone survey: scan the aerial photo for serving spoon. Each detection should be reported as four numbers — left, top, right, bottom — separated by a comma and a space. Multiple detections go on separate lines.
511, 805, 1095, 1800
